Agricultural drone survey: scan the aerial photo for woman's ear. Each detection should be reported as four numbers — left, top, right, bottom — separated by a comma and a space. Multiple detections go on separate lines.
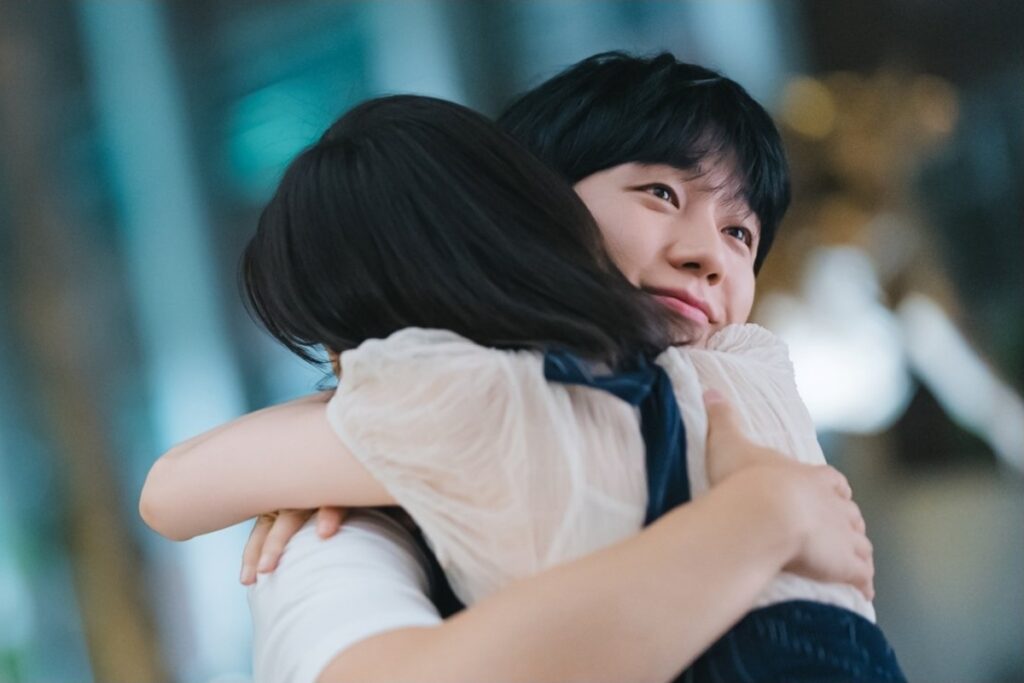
328, 350, 341, 378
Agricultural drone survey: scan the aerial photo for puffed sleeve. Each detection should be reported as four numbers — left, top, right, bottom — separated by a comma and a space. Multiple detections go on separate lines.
704, 326, 876, 620
662, 325, 875, 621
659, 323, 825, 497
326, 329, 647, 606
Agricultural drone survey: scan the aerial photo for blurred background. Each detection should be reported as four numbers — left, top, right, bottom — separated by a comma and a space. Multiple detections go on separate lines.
0, 1, 1021, 681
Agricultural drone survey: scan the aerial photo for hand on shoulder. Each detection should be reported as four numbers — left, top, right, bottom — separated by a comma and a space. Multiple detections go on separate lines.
703, 391, 874, 600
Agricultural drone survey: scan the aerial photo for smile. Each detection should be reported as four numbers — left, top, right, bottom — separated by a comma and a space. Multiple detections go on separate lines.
645, 288, 713, 326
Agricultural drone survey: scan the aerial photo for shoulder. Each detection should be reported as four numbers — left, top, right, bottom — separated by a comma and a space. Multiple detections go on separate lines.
342, 327, 478, 359
338, 328, 543, 387
250, 511, 441, 683
677, 323, 796, 377
705, 323, 790, 361
658, 323, 795, 378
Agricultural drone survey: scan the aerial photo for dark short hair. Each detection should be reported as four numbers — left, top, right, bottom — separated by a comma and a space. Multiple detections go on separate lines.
498, 51, 791, 272
242, 95, 675, 366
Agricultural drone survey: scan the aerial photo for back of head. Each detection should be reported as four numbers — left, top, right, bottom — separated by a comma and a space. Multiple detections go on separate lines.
242, 95, 673, 365
499, 51, 790, 272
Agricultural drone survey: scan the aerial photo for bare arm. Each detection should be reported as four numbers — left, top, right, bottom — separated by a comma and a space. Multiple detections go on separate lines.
320, 467, 805, 683
139, 393, 393, 541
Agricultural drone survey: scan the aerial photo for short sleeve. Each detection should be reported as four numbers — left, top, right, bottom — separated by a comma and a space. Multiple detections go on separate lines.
704, 324, 822, 463
659, 324, 825, 497
660, 325, 875, 621
327, 328, 647, 605
249, 510, 441, 683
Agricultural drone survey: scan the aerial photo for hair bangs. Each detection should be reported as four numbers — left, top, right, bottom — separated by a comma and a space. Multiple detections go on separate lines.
499, 51, 791, 272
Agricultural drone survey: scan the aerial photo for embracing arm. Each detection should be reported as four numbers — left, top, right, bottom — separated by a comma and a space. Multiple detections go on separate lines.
319, 467, 806, 683
314, 395, 871, 683
139, 393, 393, 541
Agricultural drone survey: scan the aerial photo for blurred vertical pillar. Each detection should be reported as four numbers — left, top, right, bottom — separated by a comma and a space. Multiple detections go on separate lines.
0, 1, 166, 681
75, 1, 251, 680
506, 0, 623, 79
364, 0, 467, 100
682, 0, 803, 106
501, 1, 802, 109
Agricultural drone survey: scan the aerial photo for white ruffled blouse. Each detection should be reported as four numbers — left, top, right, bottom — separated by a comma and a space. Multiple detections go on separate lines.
327, 325, 874, 622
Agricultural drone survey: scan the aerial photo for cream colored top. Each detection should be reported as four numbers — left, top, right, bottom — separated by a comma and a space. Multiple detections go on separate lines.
327, 325, 874, 622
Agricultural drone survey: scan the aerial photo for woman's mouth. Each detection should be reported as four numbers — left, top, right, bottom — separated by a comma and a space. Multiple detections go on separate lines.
651, 294, 710, 325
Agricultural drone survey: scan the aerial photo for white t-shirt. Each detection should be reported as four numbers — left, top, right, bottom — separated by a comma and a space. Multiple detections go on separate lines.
249, 510, 440, 683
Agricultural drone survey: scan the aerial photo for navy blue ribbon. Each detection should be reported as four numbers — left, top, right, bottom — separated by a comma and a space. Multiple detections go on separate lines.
543, 350, 690, 525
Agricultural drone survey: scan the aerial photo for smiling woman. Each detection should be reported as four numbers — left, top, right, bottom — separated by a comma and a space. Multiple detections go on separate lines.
497, 54, 789, 276
574, 162, 759, 343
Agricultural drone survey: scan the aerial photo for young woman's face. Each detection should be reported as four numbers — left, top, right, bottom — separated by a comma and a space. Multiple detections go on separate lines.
574, 162, 759, 344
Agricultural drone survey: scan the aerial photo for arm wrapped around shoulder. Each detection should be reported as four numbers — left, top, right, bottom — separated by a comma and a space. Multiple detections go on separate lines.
664, 324, 876, 621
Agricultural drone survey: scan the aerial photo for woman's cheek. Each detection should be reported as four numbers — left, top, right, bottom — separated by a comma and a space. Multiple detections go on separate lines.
601, 231, 645, 285
733, 285, 756, 324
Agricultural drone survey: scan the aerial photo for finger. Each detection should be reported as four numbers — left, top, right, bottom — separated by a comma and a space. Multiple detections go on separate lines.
821, 467, 853, 500
703, 389, 743, 446
863, 555, 876, 601
258, 510, 313, 574
846, 500, 865, 530
852, 555, 876, 601
848, 500, 867, 533
854, 534, 874, 563
316, 506, 347, 538
853, 537, 875, 600
241, 515, 274, 585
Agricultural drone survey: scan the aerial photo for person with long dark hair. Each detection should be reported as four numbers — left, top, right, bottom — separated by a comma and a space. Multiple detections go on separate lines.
141, 54, 902, 683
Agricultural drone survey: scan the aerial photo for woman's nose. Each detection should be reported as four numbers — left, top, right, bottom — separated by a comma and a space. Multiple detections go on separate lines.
667, 220, 725, 285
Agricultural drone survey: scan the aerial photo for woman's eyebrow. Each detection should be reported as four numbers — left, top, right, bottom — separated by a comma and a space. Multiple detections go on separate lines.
670, 166, 703, 185
634, 163, 694, 184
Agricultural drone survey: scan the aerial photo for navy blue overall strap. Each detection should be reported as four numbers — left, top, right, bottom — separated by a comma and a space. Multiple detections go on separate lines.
543, 349, 690, 525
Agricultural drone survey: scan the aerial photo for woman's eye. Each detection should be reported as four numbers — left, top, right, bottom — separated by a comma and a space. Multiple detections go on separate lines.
644, 184, 679, 207
724, 226, 753, 248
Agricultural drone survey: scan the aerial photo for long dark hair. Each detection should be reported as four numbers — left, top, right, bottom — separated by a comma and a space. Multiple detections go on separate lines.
499, 51, 791, 273
241, 95, 675, 367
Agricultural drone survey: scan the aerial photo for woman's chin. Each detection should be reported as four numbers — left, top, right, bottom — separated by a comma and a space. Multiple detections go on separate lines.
671, 322, 711, 347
